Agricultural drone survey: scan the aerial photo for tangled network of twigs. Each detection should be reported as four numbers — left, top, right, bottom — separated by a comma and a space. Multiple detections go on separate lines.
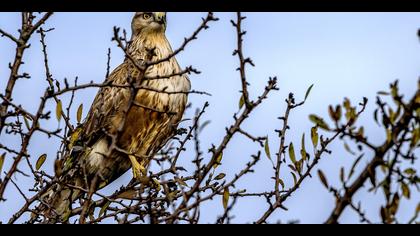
0, 12, 419, 224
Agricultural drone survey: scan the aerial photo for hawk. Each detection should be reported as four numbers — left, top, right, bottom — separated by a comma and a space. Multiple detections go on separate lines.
38, 12, 191, 222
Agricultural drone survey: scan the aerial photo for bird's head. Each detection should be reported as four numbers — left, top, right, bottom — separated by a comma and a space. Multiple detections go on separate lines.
131, 12, 167, 36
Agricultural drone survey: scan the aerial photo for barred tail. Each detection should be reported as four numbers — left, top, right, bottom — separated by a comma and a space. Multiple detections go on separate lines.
32, 180, 83, 223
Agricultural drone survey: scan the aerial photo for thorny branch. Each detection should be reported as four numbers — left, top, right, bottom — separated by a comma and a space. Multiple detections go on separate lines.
325, 83, 420, 224
0, 12, 53, 134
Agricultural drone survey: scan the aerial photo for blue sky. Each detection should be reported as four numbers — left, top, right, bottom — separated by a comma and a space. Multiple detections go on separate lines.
0, 12, 419, 223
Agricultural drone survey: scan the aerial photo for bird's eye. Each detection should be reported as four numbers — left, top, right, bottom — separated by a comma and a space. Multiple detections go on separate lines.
142, 13, 152, 20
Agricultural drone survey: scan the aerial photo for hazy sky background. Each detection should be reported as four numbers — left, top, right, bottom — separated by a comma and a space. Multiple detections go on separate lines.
0, 12, 419, 224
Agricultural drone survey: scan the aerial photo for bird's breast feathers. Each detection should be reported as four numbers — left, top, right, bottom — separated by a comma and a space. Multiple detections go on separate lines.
134, 33, 191, 113
81, 31, 191, 176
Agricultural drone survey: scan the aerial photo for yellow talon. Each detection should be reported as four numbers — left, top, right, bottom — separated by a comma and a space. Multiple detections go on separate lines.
129, 155, 146, 181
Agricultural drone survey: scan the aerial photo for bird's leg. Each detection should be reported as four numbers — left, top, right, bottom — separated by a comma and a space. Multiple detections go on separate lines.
128, 155, 146, 181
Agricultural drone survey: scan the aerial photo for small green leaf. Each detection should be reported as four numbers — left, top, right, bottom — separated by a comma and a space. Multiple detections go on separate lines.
300, 133, 307, 161
68, 127, 82, 150
214, 173, 226, 180
328, 105, 336, 121
348, 154, 363, 179
213, 153, 223, 169
404, 168, 416, 176
0, 153, 5, 175
152, 178, 161, 192
377, 91, 390, 96
356, 127, 365, 139
335, 105, 342, 121
391, 84, 398, 98
117, 189, 137, 200
239, 95, 245, 109
291, 172, 297, 186
344, 142, 356, 155
23, 116, 31, 130
329, 105, 342, 122
56, 100, 62, 122
295, 159, 303, 174
288, 142, 296, 164
304, 84, 314, 101
175, 177, 188, 187
36, 154, 47, 171
343, 98, 351, 110
401, 182, 410, 199
77, 103, 83, 123
411, 128, 420, 148
278, 178, 285, 190
199, 120, 211, 133
389, 194, 400, 216
99, 201, 111, 217
167, 190, 180, 201
223, 187, 230, 210
311, 126, 319, 149
264, 137, 271, 160
345, 108, 357, 125
309, 114, 330, 131
318, 170, 329, 189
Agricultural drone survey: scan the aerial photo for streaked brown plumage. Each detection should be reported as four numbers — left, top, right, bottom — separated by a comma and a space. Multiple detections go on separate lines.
39, 12, 190, 222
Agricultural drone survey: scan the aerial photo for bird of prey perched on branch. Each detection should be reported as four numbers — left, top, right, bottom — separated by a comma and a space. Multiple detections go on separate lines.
37, 12, 191, 222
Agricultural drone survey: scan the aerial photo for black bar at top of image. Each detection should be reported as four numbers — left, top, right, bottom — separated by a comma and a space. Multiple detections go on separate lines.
1, 0, 420, 12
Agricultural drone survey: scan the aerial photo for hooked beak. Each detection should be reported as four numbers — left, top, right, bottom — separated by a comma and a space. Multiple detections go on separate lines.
154, 12, 166, 25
